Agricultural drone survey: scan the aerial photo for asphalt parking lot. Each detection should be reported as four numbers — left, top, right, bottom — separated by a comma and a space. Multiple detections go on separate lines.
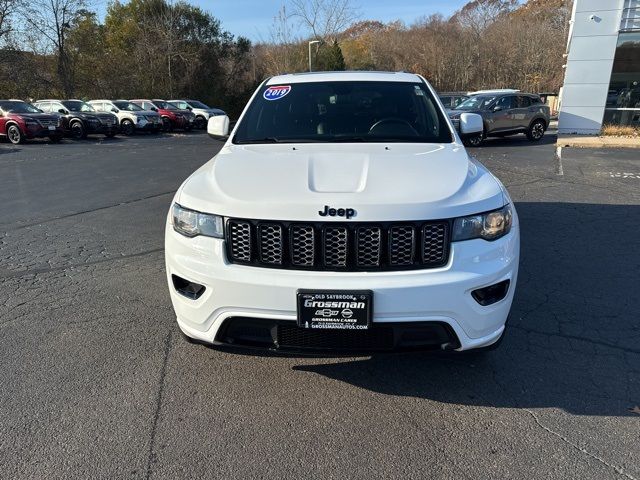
0, 131, 638, 479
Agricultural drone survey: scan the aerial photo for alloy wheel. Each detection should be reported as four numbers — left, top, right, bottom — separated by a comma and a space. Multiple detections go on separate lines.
7, 125, 22, 144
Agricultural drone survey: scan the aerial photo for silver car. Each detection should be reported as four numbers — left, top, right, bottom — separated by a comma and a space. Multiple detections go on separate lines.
448, 93, 551, 147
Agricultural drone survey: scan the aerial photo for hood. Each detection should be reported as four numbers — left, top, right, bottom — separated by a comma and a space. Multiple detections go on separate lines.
448, 109, 482, 117
71, 111, 100, 121
14, 112, 60, 121
134, 110, 160, 117
94, 111, 116, 119
178, 143, 505, 222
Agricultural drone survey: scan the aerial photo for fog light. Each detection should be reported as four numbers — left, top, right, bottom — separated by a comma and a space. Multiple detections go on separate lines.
171, 274, 205, 300
471, 280, 510, 306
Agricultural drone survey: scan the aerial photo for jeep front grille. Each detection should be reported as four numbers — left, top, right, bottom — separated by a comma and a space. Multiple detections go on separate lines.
226, 218, 450, 272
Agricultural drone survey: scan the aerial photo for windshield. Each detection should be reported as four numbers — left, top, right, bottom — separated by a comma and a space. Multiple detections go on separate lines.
233, 81, 452, 144
113, 101, 143, 112
188, 100, 209, 109
454, 95, 496, 111
0, 101, 42, 114
153, 100, 177, 110
63, 100, 95, 112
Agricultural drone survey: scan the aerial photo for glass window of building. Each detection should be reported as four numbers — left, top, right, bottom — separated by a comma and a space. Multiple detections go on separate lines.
603, 3, 640, 127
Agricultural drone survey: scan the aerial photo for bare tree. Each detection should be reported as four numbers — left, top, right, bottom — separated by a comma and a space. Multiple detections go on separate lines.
0, 0, 16, 44
19, 0, 87, 97
261, 6, 306, 75
290, 0, 359, 41
453, 0, 517, 37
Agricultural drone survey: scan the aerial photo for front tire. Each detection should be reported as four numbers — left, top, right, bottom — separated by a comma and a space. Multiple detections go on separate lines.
121, 119, 134, 136
463, 133, 483, 147
7, 124, 23, 144
70, 120, 86, 140
195, 116, 206, 129
162, 118, 172, 132
527, 119, 546, 141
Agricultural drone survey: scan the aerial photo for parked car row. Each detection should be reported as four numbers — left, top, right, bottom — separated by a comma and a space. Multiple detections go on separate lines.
438, 89, 551, 146
0, 98, 225, 144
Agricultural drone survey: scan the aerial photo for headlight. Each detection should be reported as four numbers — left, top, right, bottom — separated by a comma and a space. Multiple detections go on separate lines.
171, 203, 224, 238
452, 204, 512, 242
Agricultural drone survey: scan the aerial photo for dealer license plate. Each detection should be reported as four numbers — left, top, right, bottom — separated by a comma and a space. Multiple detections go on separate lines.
48, 126, 55, 130
297, 290, 372, 330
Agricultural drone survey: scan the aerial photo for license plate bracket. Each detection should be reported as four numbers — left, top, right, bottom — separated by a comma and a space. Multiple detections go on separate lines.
297, 290, 372, 330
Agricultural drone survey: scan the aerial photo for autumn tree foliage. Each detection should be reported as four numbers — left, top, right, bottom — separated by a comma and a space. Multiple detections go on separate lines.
259, 0, 572, 93
0, 0, 572, 118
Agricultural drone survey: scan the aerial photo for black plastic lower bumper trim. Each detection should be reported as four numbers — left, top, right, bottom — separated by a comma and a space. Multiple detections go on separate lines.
214, 317, 461, 353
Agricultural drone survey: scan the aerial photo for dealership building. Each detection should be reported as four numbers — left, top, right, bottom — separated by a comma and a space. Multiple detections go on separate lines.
559, 0, 640, 134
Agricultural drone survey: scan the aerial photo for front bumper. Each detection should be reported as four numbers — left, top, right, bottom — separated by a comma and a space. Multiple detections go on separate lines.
165, 220, 519, 352
26, 125, 64, 139
134, 119, 162, 131
88, 123, 119, 135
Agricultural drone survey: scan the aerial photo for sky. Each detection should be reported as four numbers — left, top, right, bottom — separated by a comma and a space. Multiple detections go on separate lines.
115, 0, 472, 42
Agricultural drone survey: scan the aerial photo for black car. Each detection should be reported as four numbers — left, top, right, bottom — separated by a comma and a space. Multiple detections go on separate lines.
33, 99, 119, 139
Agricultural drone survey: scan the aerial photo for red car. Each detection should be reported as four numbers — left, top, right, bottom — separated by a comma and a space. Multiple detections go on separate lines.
0, 100, 64, 144
130, 99, 195, 132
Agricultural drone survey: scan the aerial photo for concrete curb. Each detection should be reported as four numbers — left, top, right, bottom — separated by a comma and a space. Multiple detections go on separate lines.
557, 136, 640, 149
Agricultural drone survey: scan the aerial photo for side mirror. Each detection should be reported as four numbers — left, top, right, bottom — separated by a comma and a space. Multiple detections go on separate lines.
151, 107, 158, 112
459, 113, 483, 137
111, 107, 119, 113
58, 108, 67, 114
208, 115, 230, 140
493, 105, 503, 112
186, 106, 192, 111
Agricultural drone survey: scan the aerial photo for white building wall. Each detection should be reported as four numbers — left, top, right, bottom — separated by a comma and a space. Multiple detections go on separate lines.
558, 0, 626, 134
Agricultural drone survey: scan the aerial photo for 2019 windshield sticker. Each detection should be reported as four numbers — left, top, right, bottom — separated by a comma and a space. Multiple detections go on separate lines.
263, 85, 291, 101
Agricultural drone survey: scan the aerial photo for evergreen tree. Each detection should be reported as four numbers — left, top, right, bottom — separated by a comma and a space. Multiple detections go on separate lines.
321, 40, 346, 71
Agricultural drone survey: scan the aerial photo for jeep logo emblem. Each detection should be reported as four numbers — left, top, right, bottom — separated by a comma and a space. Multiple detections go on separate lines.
318, 205, 356, 219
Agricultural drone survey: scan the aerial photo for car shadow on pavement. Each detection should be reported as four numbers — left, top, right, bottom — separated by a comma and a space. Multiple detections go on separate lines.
293, 202, 640, 417
0, 147, 20, 154
471, 133, 557, 148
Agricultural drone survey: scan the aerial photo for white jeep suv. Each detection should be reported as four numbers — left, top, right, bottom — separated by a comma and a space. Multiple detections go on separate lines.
169, 99, 225, 130
165, 72, 519, 353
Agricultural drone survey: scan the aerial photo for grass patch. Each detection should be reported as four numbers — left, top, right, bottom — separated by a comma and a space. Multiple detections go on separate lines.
601, 124, 640, 137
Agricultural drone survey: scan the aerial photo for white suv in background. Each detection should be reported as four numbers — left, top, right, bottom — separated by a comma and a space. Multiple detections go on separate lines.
169, 99, 225, 130
165, 71, 519, 354
88, 100, 163, 135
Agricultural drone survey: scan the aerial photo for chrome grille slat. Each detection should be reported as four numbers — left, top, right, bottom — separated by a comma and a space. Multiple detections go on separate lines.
389, 225, 415, 265
228, 221, 252, 262
422, 223, 448, 265
356, 226, 381, 267
226, 219, 449, 271
323, 227, 348, 267
290, 225, 315, 266
258, 223, 283, 264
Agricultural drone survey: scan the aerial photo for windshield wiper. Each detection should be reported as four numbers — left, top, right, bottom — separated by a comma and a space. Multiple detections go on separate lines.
329, 136, 369, 142
236, 137, 282, 144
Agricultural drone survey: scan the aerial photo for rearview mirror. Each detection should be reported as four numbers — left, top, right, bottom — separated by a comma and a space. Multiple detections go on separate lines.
208, 115, 230, 140
459, 113, 483, 137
